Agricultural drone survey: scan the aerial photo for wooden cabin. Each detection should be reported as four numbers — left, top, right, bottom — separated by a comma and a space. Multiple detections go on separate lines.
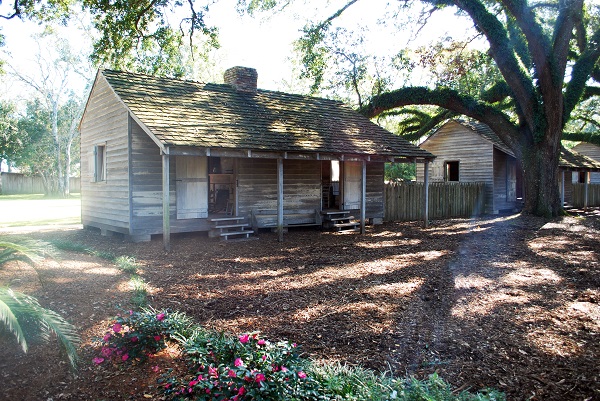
416, 120, 522, 214
79, 68, 434, 246
416, 120, 600, 212
571, 142, 600, 184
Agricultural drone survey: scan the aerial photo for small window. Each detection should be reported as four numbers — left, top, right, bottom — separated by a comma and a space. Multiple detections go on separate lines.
94, 144, 106, 182
578, 171, 587, 183
445, 161, 459, 182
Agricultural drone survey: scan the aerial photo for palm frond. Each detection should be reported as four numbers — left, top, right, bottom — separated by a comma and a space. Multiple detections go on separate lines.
0, 239, 53, 266
0, 289, 28, 353
0, 288, 80, 369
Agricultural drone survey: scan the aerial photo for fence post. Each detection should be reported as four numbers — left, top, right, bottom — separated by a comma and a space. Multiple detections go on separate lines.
423, 161, 429, 227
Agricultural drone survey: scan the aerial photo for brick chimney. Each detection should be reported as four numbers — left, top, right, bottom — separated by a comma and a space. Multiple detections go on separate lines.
224, 66, 258, 93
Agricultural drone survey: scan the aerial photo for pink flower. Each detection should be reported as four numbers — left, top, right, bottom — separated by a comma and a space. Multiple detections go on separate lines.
197, 374, 205, 381
234, 358, 244, 367
239, 334, 249, 344
208, 366, 218, 378
189, 380, 198, 387
156, 313, 165, 321
152, 365, 160, 373
154, 335, 161, 341
103, 333, 111, 342
298, 371, 307, 379
113, 323, 122, 333
101, 347, 113, 358
257, 339, 266, 346
228, 369, 237, 378
93, 357, 104, 364
262, 355, 267, 361
131, 336, 138, 342
292, 343, 297, 347
255, 373, 266, 383
122, 354, 129, 361
280, 366, 288, 372
129, 310, 133, 315
238, 386, 246, 395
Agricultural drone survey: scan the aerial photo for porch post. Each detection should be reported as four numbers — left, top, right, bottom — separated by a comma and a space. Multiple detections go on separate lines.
423, 160, 430, 228
584, 171, 589, 212
277, 157, 284, 242
360, 159, 366, 234
162, 148, 171, 251
560, 170, 565, 208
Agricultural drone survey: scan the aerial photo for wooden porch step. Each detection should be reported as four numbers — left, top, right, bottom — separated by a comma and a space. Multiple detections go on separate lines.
328, 215, 355, 222
213, 223, 248, 230
333, 222, 360, 232
322, 210, 352, 216
209, 216, 244, 222
220, 230, 255, 240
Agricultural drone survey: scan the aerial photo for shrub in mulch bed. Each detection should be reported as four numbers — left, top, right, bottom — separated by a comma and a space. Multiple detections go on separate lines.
93, 307, 505, 401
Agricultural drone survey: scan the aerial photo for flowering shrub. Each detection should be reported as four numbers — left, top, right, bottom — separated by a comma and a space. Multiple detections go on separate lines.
159, 331, 320, 400
95, 307, 192, 365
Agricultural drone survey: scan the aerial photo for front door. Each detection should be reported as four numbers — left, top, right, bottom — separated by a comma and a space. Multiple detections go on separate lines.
343, 161, 361, 210
176, 156, 208, 219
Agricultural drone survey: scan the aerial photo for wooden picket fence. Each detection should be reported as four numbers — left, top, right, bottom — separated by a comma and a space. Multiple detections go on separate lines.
0, 172, 80, 195
385, 181, 486, 221
572, 183, 600, 208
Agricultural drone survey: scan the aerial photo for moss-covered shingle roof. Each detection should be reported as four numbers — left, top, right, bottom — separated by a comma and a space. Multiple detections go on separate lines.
101, 69, 434, 160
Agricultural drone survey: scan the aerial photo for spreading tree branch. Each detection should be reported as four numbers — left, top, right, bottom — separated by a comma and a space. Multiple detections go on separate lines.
564, 28, 600, 120
359, 86, 522, 155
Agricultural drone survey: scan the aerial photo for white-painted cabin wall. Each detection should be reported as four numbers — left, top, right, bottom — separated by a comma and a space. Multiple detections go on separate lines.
79, 75, 131, 233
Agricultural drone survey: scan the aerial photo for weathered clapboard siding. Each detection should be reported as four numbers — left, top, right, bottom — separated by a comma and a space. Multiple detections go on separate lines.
129, 119, 212, 237
80, 74, 130, 232
572, 142, 600, 183
237, 159, 321, 218
492, 148, 520, 212
416, 121, 511, 214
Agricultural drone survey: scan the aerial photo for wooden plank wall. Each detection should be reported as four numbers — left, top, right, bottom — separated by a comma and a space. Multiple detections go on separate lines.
79, 76, 131, 233
416, 121, 496, 213
237, 159, 321, 217
572, 183, 600, 207
385, 181, 486, 221
129, 119, 212, 238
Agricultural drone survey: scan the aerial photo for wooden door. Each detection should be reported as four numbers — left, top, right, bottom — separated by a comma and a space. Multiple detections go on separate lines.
343, 161, 361, 210
506, 158, 517, 202
176, 156, 208, 219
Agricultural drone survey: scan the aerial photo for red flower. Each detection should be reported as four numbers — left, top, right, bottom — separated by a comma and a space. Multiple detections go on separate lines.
189, 380, 198, 387
131, 336, 138, 342
112, 323, 122, 333
228, 369, 237, 378
156, 313, 166, 321
238, 386, 246, 395
208, 366, 218, 378
154, 335, 161, 341
239, 334, 249, 344
255, 373, 266, 383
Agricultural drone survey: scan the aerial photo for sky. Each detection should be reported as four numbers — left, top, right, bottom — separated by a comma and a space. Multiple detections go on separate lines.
0, 0, 478, 100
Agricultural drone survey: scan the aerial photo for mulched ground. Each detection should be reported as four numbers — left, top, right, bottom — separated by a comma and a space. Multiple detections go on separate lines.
0, 211, 599, 400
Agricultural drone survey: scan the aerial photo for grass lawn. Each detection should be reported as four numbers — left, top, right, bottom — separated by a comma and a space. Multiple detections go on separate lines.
0, 194, 81, 227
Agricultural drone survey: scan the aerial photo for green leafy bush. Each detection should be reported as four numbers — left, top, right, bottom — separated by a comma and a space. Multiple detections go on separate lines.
94, 307, 504, 401
95, 307, 193, 364
162, 331, 320, 400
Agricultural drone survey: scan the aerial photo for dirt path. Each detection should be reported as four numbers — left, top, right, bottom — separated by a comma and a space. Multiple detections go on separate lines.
0, 212, 598, 400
